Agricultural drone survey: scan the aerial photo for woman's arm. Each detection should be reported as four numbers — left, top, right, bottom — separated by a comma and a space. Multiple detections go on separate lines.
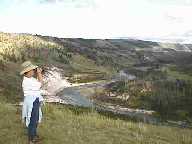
36, 68, 43, 84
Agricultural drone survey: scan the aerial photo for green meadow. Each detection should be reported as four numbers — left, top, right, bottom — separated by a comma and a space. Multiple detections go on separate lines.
0, 102, 192, 144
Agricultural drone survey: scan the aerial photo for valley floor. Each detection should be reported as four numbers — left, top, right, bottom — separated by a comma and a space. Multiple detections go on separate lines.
0, 102, 192, 144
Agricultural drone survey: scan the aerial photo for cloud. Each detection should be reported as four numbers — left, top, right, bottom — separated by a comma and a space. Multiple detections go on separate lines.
41, 0, 57, 3
165, 15, 183, 23
146, 0, 192, 6
1, 0, 192, 40
39, 0, 96, 8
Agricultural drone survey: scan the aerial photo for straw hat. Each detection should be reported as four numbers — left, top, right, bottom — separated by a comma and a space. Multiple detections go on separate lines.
20, 61, 38, 75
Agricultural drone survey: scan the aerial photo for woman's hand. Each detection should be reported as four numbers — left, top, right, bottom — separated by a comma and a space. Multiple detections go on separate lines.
36, 68, 43, 83
36, 68, 42, 74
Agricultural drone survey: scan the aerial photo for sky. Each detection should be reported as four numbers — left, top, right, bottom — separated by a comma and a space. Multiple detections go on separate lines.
0, 0, 192, 41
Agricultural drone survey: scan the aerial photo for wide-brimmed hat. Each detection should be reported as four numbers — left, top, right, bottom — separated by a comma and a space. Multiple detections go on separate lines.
20, 61, 38, 75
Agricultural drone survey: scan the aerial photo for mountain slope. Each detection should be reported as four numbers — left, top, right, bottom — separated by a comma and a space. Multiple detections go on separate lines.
0, 32, 192, 103
0, 32, 192, 143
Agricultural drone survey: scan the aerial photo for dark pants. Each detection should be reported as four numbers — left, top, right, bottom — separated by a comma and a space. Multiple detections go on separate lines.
28, 98, 40, 141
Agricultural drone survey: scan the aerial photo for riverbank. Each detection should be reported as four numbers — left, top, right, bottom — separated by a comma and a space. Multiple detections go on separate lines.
41, 67, 192, 128
41, 66, 97, 103
7, 64, 191, 126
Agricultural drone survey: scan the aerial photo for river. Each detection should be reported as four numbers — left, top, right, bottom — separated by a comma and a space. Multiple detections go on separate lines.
57, 81, 160, 125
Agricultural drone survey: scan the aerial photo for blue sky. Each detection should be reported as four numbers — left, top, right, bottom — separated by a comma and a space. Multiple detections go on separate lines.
0, 0, 192, 41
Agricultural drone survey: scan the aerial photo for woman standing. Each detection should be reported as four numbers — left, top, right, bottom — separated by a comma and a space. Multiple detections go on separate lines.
20, 61, 44, 144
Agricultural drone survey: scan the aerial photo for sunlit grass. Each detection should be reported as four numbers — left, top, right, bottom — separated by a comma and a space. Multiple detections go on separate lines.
0, 102, 192, 144
166, 67, 192, 81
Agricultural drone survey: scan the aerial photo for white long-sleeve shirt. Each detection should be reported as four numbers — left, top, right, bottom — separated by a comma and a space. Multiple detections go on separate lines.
22, 76, 44, 101
22, 76, 44, 127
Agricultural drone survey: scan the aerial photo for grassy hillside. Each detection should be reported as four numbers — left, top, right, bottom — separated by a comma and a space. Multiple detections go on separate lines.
0, 32, 192, 117
0, 102, 192, 144
1, 32, 192, 114
0, 32, 114, 102
98, 79, 192, 121
1, 32, 192, 143
38, 35, 192, 81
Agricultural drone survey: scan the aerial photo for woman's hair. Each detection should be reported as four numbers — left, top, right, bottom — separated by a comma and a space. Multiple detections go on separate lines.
23, 69, 35, 76
24, 71, 28, 76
